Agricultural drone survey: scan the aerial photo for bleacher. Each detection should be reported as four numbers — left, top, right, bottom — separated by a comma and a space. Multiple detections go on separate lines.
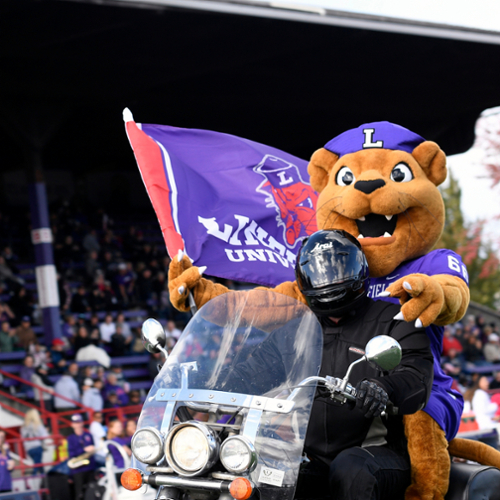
0, 352, 153, 394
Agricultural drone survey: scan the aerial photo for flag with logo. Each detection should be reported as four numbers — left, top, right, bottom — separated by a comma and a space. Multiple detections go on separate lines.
124, 109, 318, 287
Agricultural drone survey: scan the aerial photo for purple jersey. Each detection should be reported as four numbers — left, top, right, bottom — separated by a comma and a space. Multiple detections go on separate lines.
0, 452, 12, 492
67, 431, 95, 475
368, 249, 467, 441
108, 437, 130, 469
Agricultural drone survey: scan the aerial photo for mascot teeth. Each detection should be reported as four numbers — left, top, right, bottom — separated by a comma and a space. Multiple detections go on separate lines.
355, 213, 397, 238
358, 234, 364, 239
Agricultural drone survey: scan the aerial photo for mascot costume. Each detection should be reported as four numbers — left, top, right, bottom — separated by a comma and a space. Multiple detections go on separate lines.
167, 122, 500, 499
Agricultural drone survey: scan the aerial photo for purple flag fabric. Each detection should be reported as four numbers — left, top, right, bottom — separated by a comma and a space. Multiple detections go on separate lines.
125, 118, 318, 287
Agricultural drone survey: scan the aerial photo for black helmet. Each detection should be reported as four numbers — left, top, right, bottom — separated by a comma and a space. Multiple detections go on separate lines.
295, 229, 369, 317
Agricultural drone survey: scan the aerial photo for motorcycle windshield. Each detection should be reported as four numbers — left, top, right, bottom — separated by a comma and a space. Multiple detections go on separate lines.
137, 289, 323, 500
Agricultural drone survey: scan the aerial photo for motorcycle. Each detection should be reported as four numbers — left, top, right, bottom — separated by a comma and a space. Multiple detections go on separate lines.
121, 290, 500, 500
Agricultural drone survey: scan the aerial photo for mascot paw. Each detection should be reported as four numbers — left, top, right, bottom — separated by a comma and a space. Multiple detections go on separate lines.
168, 250, 205, 312
385, 274, 444, 327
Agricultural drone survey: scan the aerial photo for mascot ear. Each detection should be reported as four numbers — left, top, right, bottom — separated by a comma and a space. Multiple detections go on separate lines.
411, 141, 447, 186
307, 148, 339, 193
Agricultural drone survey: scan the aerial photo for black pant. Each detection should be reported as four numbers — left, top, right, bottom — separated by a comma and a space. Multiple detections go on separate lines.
296, 446, 411, 500
71, 470, 95, 500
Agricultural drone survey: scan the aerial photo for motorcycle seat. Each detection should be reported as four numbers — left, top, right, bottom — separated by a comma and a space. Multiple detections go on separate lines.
446, 462, 500, 500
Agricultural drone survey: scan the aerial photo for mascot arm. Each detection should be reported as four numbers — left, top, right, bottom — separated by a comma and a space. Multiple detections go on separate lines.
168, 253, 306, 312
385, 273, 469, 327
168, 253, 230, 312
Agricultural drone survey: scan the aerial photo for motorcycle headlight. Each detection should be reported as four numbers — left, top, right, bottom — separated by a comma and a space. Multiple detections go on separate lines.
165, 422, 219, 476
220, 436, 257, 474
131, 427, 164, 465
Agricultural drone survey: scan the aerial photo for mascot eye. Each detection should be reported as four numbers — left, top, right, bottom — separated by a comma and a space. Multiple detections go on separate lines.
336, 167, 356, 186
390, 163, 413, 183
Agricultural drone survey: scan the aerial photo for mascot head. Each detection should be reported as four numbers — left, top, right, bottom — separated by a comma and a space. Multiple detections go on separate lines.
308, 121, 447, 278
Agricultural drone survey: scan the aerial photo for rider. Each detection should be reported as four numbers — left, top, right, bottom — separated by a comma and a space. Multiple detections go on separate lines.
225, 229, 434, 500
296, 229, 434, 500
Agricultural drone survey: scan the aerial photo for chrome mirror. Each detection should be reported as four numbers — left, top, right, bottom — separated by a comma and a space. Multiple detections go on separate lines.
365, 335, 402, 371
141, 318, 167, 355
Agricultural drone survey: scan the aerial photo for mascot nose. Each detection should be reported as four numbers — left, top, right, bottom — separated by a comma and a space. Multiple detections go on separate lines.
354, 179, 386, 194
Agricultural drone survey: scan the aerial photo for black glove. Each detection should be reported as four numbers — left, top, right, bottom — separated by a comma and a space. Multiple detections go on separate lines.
354, 380, 388, 418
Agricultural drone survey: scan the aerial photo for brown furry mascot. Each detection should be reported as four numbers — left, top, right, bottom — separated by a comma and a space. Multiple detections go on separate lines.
168, 121, 500, 499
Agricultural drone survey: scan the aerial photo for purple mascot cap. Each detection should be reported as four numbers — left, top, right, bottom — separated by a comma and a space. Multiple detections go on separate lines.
324, 121, 426, 157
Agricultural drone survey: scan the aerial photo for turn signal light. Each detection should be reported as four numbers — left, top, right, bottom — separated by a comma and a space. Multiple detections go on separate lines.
121, 468, 143, 491
229, 477, 253, 500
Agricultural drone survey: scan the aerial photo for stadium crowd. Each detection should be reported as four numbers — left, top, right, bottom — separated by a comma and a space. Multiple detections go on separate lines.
0, 203, 238, 497
1, 202, 500, 497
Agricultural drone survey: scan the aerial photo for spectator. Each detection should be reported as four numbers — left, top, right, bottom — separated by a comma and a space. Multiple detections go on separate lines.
82, 229, 100, 255
114, 262, 135, 307
484, 333, 500, 363
106, 420, 131, 470
165, 320, 182, 341
109, 366, 129, 391
62, 314, 77, 342
103, 373, 128, 406
67, 414, 95, 500
115, 313, 132, 341
99, 313, 116, 344
19, 355, 35, 394
0, 302, 15, 325
50, 338, 68, 374
441, 348, 463, 380
464, 376, 499, 430
82, 378, 103, 412
0, 430, 15, 493
89, 411, 106, 465
57, 273, 72, 313
0, 320, 18, 352
9, 288, 34, 321
29, 342, 48, 368
130, 328, 146, 355
135, 267, 153, 307
32, 366, 54, 412
74, 326, 92, 354
20, 409, 49, 475
490, 371, 500, 390
2, 247, 19, 273
15, 315, 37, 350
110, 325, 131, 357
442, 325, 463, 358
74, 366, 92, 389
125, 419, 137, 439
54, 368, 81, 412
85, 250, 101, 284
70, 286, 92, 314
75, 343, 111, 369
0, 255, 23, 290
463, 335, 485, 365
103, 391, 120, 410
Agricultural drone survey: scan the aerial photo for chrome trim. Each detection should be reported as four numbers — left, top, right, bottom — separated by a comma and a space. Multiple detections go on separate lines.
164, 421, 220, 477
160, 401, 177, 435
144, 474, 232, 492
211, 471, 239, 481
131, 427, 165, 465
241, 408, 262, 444
155, 388, 294, 414
220, 435, 257, 474
147, 466, 174, 474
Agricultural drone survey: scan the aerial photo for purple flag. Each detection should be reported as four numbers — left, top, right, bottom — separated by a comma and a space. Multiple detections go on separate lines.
125, 111, 318, 287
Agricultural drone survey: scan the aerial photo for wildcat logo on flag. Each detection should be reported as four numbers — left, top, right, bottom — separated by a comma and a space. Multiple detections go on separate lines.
124, 109, 317, 287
